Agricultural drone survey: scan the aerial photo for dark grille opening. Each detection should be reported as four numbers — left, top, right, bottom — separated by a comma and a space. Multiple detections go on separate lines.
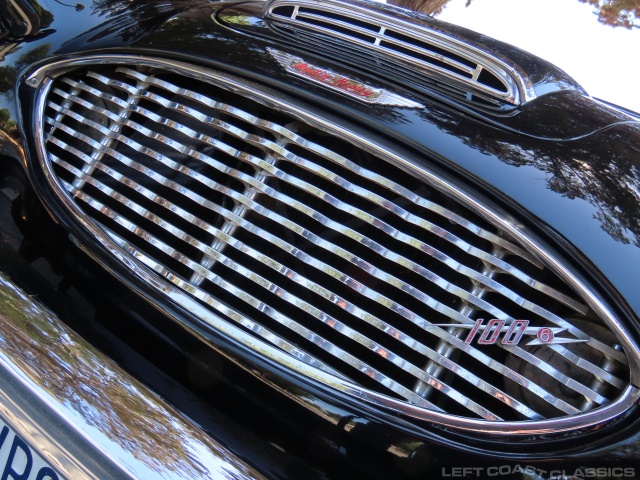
478, 68, 509, 93
298, 7, 381, 33
40, 62, 631, 424
379, 39, 473, 78
384, 29, 477, 69
272, 5, 295, 17
296, 7, 378, 42
297, 15, 376, 42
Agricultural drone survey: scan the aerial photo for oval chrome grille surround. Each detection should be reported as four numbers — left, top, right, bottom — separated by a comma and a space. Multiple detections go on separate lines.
263, 0, 530, 107
28, 56, 640, 435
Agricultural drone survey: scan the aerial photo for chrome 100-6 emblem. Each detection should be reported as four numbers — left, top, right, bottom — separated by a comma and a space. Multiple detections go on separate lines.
434, 319, 588, 346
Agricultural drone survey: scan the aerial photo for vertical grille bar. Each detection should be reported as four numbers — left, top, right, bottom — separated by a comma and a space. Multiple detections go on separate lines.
37, 62, 632, 424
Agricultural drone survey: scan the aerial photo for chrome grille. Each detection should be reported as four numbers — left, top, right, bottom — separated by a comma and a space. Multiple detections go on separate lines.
263, 0, 526, 106
36, 61, 632, 426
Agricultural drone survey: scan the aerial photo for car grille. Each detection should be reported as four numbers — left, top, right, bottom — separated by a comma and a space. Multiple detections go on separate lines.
262, 0, 525, 108
36, 60, 631, 426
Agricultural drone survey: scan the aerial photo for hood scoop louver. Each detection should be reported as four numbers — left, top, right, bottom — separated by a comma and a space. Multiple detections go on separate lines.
263, 0, 530, 108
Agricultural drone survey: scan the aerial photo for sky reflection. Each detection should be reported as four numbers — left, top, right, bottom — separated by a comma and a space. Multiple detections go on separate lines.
433, 0, 640, 112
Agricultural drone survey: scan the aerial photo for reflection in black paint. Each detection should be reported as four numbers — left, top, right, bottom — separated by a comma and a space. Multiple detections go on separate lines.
424, 108, 640, 247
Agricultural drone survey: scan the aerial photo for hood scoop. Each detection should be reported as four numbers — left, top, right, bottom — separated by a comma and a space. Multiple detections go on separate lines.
263, 0, 531, 108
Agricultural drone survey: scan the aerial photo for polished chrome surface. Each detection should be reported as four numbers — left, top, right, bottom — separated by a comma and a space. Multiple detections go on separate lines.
264, 0, 529, 106
27, 55, 640, 435
0, 273, 265, 480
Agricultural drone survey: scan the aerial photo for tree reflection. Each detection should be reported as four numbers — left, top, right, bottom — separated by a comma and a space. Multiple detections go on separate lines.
0, 108, 17, 130
392, 0, 640, 28
57, 0, 203, 45
52, 0, 86, 11
0, 44, 51, 95
422, 108, 640, 247
31, 1, 55, 29
0, 276, 242, 477
579, 0, 640, 28
392, 0, 451, 14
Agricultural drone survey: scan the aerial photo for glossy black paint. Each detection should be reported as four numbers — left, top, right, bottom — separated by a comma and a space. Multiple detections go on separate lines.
2, 0, 640, 477
125, 0, 640, 330
218, 1, 589, 107
0, 0, 43, 37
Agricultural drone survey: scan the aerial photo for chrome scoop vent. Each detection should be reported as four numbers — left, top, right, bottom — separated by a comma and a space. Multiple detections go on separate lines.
28, 56, 639, 435
264, 0, 529, 107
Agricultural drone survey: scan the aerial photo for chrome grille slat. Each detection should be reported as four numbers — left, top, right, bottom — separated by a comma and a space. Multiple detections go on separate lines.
44, 106, 585, 416
52, 146, 550, 420
114, 69, 536, 265
58, 172, 473, 415
546, 345, 625, 389
62, 71, 629, 371
47, 76, 615, 405
110, 68, 593, 317
46, 97, 613, 406
37, 60, 634, 425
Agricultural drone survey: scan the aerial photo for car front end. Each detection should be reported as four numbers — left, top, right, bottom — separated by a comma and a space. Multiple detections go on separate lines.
1, 0, 640, 478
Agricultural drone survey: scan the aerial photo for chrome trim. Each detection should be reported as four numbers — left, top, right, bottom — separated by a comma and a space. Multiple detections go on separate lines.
45, 69, 616, 409
0, 273, 265, 480
25, 55, 640, 436
43, 81, 615, 412
53, 166, 443, 412
263, 0, 533, 105
261, 25, 507, 109
8, 0, 34, 35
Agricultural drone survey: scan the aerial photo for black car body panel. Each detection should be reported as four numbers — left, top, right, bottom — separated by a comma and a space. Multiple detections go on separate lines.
1, 0, 640, 478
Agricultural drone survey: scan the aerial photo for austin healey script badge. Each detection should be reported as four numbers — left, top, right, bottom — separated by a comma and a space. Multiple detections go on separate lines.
267, 48, 424, 108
